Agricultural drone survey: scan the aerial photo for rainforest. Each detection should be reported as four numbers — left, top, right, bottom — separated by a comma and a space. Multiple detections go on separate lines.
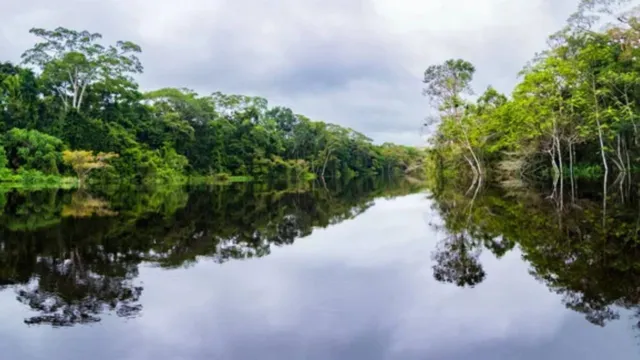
423, 0, 640, 193
0, 28, 425, 189
4, 0, 640, 359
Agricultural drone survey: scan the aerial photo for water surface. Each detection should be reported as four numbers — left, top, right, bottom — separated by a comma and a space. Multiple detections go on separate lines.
0, 178, 638, 359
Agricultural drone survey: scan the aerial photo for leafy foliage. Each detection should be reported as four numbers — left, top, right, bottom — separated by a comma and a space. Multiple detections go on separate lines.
62, 150, 118, 185
0, 26, 424, 187
2, 128, 64, 174
423, 1, 640, 183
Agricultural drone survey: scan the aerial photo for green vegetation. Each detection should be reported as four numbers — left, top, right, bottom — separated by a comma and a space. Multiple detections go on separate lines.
421, 1, 640, 332
0, 128, 75, 188
188, 174, 255, 185
423, 0, 640, 186
0, 27, 425, 188
62, 150, 118, 186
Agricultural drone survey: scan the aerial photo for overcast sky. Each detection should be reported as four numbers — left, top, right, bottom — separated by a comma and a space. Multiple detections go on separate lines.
0, 0, 580, 145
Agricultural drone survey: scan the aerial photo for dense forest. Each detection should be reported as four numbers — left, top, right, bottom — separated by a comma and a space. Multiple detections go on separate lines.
420, 0, 640, 335
423, 0, 640, 187
0, 28, 424, 187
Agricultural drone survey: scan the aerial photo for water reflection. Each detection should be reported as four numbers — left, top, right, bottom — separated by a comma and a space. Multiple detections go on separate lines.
0, 178, 638, 359
0, 177, 423, 327
428, 178, 640, 331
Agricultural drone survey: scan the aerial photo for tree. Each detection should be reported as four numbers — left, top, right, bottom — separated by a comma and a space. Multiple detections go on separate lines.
62, 150, 118, 185
21, 27, 143, 111
2, 128, 64, 174
423, 59, 483, 176
0, 26, 418, 186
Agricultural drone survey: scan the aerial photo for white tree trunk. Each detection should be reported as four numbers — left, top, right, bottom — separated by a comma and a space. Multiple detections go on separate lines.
68, 70, 78, 109
77, 81, 88, 110
568, 140, 575, 202
592, 79, 609, 175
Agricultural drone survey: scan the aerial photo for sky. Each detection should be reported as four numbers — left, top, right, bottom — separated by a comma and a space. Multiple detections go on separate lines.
0, 0, 580, 145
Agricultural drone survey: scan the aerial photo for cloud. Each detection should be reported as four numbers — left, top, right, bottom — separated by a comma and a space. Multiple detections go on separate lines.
0, 0, 579, 144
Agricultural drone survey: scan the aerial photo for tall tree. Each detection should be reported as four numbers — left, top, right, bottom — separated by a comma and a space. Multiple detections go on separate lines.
21, 27, 143, 111
423, 59, 483, 176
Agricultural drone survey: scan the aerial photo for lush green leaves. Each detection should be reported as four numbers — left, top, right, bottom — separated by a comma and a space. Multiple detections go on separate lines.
2, 128, 64, 174
1, 26, 423, 186
424, 2, 640, 181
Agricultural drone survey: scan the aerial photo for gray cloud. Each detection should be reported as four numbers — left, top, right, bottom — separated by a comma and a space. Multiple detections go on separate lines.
0, 0, 580, 144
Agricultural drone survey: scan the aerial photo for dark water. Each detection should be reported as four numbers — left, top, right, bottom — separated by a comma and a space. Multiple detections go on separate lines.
0, 177, 638, 359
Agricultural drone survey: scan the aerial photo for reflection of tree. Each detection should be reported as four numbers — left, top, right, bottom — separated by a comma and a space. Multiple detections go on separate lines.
132, 177, 421, 268
428, 178, 640, 331
17, 254, 141, 326
0, 190, 64, 231
432, 234, 485, 287
61, 191, 117, 217
0, 187, 179, 327
0, 177, 423, 327
429, 181, 489, 287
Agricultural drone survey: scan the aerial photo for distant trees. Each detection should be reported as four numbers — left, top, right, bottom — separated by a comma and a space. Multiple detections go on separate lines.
0, 26, 423, 186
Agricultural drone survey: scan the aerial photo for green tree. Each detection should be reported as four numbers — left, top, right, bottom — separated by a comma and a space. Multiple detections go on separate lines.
21, 27, 142, 112
423, 59, 483, 176
2, 128, 64, 174
62, 150, 119, 186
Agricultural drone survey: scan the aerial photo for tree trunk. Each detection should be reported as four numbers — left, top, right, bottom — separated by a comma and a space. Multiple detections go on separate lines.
77, 81, 88, 111
568, 140, 575, 203
321, 149, 331, 179
550, 147, 559, 201
462, 129, 482, 176
69, 70, 78, 109
56, 88, 69, 110
454, 111, 481, 178
625, 138, 632, 183
592, 79, 608, 175
616, 134, 626, 173
550, 143, 559, 180
552, 117, 563, 209
602, 174, 608, 229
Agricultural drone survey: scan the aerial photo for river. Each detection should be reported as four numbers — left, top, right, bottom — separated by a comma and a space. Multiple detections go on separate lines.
0, 178, 637, 359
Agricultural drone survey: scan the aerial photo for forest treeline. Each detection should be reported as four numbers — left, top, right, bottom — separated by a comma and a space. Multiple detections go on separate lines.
0, 28, 425, 186
424, 0, 640, 185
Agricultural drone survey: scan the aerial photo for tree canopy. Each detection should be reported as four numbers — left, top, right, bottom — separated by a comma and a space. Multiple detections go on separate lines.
422, 0, 640, 188
0, 26, 424, 187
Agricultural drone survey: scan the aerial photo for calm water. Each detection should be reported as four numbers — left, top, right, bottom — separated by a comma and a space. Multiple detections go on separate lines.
0, 178, 638, 359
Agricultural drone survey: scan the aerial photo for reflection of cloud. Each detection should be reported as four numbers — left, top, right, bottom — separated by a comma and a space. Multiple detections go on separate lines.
390, 249, 563, 354
126, 195, 568, 358
0, 194, 636, 359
